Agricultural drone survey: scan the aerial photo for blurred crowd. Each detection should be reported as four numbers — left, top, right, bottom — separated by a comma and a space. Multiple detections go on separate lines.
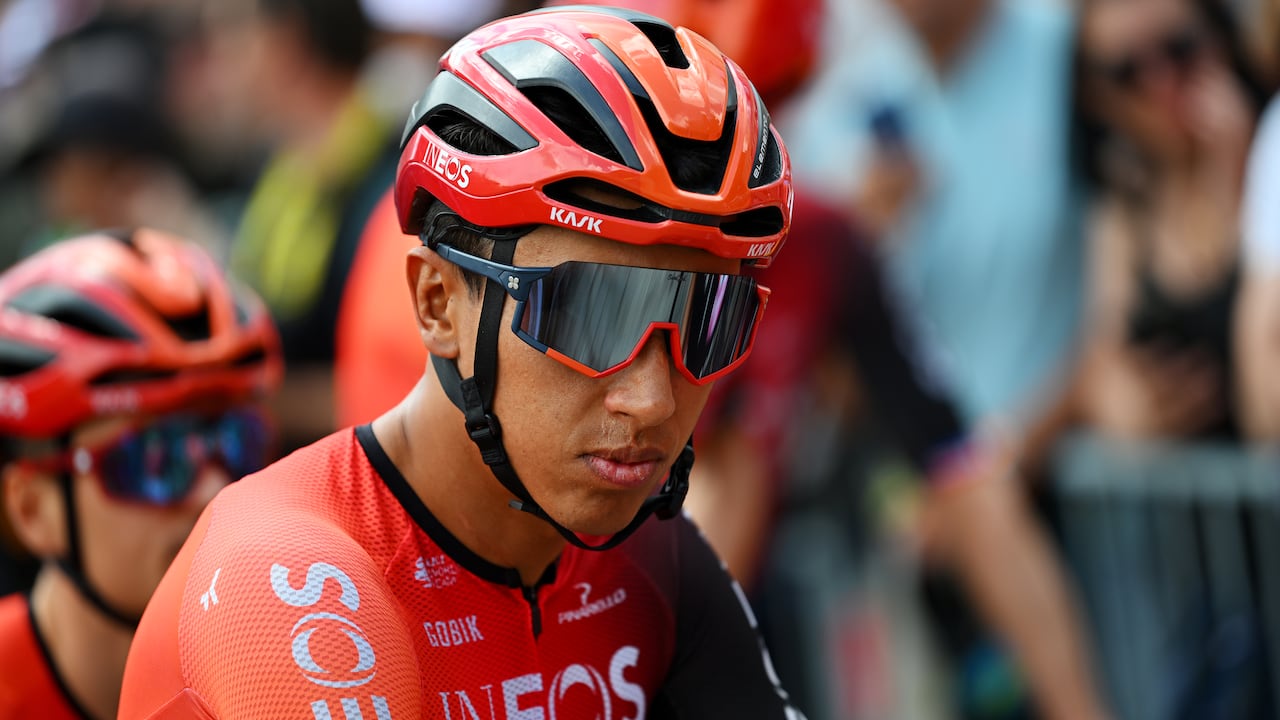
1, 0, 1279, 718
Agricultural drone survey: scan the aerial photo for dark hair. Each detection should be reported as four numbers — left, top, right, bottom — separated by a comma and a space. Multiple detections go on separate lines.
424, 111, 508, 295
259, 0, 372, 72
1070, 0, 1270, 193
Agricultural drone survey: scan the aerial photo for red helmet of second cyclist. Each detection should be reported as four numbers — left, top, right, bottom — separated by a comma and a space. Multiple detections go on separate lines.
0, 228, 283, 439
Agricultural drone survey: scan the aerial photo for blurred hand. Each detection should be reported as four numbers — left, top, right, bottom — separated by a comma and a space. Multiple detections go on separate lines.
1180, 60, 1254, 169
851, 148, 921, 241
1085, 343, 1226, 439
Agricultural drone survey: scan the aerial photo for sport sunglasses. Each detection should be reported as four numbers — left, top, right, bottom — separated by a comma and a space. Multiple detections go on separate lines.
26, 409, 271, 506
435, 242, 771, 385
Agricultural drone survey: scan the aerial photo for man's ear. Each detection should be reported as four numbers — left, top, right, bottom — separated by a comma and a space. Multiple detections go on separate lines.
2, 464, 66, 559
407, 245, 473, 360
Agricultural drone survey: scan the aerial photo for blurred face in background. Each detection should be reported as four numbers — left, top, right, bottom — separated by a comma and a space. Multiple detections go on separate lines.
1079, 0, 1239, 161
62, 412, 233, 616
888, 0, 992, 63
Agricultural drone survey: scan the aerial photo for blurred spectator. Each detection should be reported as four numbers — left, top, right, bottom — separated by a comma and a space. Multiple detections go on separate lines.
333, 0, 509, 428
1236, 94, 1280, 440
339, 2, 1108, 719
225, 0, 398, 453
784, 0, 1084, 432
779, 0, 1110, 717
1066, 0, 1265, 442
0, 229, 281, 719
0, 10, 227, 265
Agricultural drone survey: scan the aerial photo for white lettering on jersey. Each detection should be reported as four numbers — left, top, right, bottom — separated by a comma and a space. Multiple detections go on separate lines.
548, 665, 610, 719
292, 612, 377, 688
311, 696, 392, 720
271, 562, 360, 611
423, 615, 484, 648
437, 646, 641, 720
549, 207, 603, 234
557, 586, 627, 625
437, 686, 498, 720
414, 555, 459, 589
503, 674, 543, 720
271, 561, 393, 715
609, 646, 644, 720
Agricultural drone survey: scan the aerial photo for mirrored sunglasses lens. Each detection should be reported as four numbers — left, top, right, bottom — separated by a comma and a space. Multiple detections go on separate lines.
214, 411, 270, 479
681, 273, 761, 378
97, 425, 197, 504
521, 263, 760, 378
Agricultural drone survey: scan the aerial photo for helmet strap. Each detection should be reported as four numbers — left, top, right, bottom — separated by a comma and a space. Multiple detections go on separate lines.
429, 240, 691, 552
53, 462, 141, 629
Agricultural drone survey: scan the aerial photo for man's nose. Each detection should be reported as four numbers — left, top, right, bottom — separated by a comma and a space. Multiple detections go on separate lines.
602, 330, 678, 425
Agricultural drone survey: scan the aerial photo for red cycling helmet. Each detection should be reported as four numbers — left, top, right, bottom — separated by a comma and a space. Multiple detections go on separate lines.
543, 0, 823, 108
0, 228, 283, 438
395, 4, 793, 266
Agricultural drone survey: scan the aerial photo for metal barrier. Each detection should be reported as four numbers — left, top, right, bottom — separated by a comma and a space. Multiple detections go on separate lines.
1051, 433, 1280, 720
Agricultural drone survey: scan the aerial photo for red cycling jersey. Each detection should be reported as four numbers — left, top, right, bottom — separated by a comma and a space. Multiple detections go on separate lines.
0, 593, 85, 719
120, 426, 802, 719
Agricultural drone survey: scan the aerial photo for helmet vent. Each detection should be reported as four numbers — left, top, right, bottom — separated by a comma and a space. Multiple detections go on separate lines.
89, 368, 176, 386
634, 95, 734, 194
424, 108, 520, 157
0, 339, 55, 377
520, 85, 626, 165
8, 286, 140, 341
630, 20, 689, 70
166, 308, 212, 343
231, 346, 268, 369
720, 206, 786, 238
483, 39, 643, 170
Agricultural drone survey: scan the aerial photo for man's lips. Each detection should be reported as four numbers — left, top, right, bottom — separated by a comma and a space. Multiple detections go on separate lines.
583, 447, 666, 489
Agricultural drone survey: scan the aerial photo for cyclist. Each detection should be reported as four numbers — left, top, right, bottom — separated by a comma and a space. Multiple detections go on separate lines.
120, 7, 804, 718
0, 229, 282, 720
536, 2, 1109, 719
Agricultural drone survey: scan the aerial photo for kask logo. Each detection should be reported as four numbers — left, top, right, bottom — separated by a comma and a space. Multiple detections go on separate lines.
549, 207, 603, 234
90, 387, 138, 414
271, 561, 393, 719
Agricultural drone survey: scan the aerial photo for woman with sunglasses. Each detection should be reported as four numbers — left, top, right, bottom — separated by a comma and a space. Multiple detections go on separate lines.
0, 229, 282, 720
121, 7, 804, 719
1067, 0, 1268, 440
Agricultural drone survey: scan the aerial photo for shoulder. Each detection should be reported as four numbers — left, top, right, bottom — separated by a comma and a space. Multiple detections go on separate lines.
615, 512, 726, 605
0, 594, 37, 674
1244, 96, 1280, 272
122, 431, 423, 719
0, 595, 79, 719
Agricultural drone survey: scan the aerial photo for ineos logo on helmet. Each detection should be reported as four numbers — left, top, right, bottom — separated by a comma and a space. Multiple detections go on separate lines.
423, 139, 472, 190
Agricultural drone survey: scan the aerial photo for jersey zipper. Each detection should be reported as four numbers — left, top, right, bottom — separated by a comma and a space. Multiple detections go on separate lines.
522, 585, 542, 638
